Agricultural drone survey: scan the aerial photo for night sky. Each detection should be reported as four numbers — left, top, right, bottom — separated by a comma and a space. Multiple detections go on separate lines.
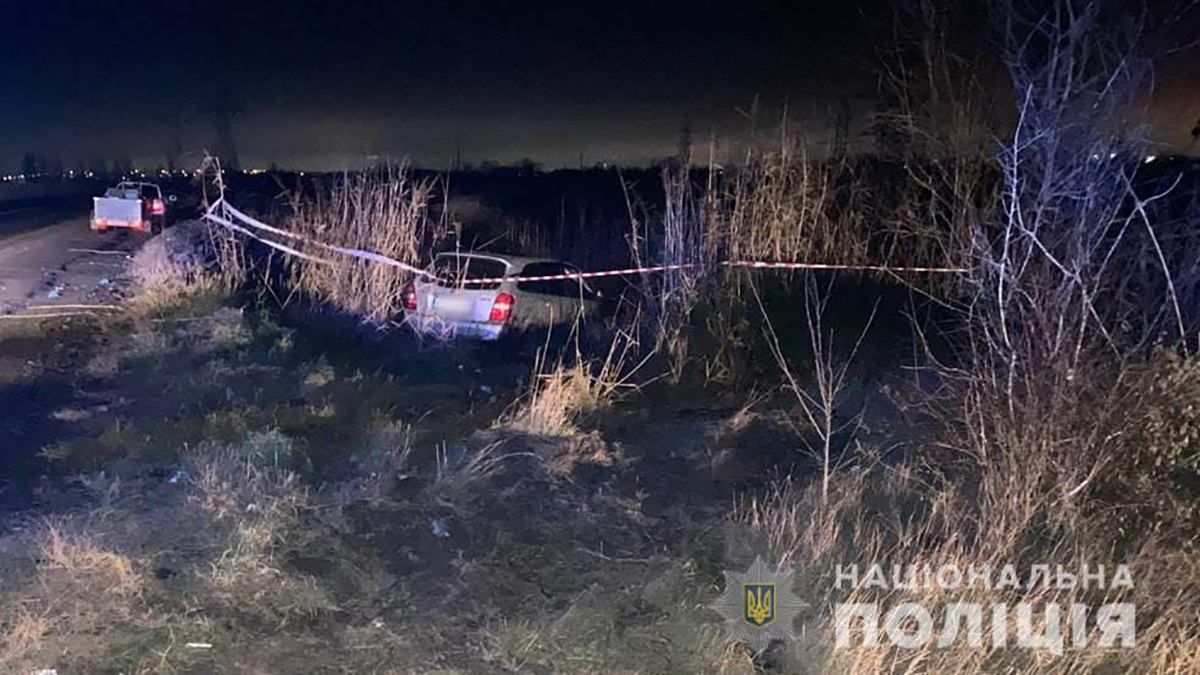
1, 0, 1196, 172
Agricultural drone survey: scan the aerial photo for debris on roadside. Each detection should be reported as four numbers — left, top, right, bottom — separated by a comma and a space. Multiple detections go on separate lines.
431, 518, 450, 538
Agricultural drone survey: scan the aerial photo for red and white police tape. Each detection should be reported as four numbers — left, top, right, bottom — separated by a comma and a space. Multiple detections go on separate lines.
203, 197, 967, 283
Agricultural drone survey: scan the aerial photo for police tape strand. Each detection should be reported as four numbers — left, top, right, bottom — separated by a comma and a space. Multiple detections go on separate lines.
202, 197, 967, 283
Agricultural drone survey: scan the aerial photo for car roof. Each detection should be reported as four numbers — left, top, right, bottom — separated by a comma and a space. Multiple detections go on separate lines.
434, 251, 572, 271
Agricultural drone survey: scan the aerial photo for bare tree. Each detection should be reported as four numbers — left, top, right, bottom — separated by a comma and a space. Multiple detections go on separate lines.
938, 0, 1191, 542
752, 272, 877, 505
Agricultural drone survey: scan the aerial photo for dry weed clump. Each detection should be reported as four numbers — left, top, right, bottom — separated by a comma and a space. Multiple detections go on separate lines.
332, 419, 415, 505
286, 163, 446, 322
127, 219, 245, 317
0, 606, 52, 665
0, 518, 146, 668
37, 520, 143, 596
183, 431, 334, 623
710, 144, 869, 269
430, 440, 535, 501
499, 359, 607, 437
186, 430, 304, 521
499, 329, 642, 439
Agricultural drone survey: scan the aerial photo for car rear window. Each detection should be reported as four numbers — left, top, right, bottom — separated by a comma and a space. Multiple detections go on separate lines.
517, 262, 597, 298
433, 256, 508, 290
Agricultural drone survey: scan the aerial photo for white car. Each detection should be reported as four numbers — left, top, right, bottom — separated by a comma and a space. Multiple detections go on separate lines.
402, 252, 601, 340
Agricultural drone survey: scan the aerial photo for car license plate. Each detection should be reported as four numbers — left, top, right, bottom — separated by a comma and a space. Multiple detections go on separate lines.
433, 296, 471, 314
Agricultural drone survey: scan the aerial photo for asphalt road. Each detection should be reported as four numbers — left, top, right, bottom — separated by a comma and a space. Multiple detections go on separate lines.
0, 200, 90, 238
0, 211, 143, 315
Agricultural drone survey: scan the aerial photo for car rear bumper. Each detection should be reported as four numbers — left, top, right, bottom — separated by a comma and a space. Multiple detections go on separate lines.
92, 218, 149, 232
402, 313, 505, 341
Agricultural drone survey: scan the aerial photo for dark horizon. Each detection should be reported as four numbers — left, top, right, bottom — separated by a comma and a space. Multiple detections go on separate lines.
2, 0, 1197, 173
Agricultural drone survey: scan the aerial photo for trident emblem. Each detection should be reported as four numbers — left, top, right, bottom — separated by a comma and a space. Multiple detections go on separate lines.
743, 583, 776, 626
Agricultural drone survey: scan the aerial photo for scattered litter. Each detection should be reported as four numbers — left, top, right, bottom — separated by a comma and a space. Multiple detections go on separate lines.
33, 669, 57, 675
46, 285, 63, 299
98, 278, 111, 287
478, 384, 494, 395
371, 617, 386, 629
185, 642, 213, 649
51, 407, 92, 422
167, 470, 187, 484
431, 518, 450, 538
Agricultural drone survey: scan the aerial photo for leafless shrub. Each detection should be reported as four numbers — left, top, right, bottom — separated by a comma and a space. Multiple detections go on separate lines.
937, 0, 1173, 532
871, 0, 996, 290
750, 272, 877, 505
286, 163, 446, 322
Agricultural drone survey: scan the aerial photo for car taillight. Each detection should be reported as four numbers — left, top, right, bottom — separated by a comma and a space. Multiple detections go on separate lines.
402, 282, 418, 311
150, 198, 165, 215
489, 292, 514, 323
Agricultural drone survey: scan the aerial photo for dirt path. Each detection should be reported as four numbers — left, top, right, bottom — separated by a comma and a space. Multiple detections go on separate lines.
0, 217, 143, 315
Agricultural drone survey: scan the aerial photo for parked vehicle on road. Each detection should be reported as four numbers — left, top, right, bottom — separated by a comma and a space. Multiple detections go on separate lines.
402, 252, 601, 340
91, 181, 174, 234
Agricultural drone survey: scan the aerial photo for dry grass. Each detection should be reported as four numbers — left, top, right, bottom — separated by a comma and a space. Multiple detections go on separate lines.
127, 219, 246, 319
181, 431, 337, 624
0, 518, 146, 669
499, 326, 644, 438
125, 273, 226, 318
286, 163, 446, 322
186, 430, 304, 520
37, 521, 142, 597
328, 419, 417, 507
480, 563, 758, 674
0, 606, 52, 664
713, 7, 1200, 669
431, 440, 534, 498
712, 144, 867, 268
0, 431, 340, 670
735, 450, 1200, 673
500, 358, 605, 436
